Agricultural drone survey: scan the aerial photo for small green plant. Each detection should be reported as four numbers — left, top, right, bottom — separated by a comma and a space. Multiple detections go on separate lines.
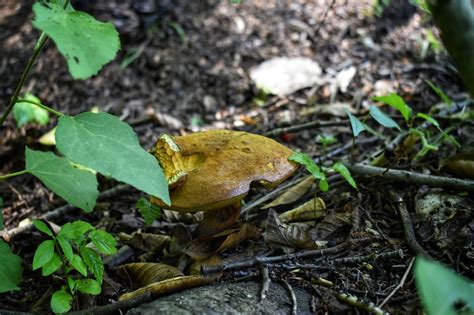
415, 257, 474, 315
0, 0, 170, 305
315, 135, 338, 152
33, 219, 117, 313
346, 91, 459, 160
136, 197, 161, 225
288, 151, 357, 192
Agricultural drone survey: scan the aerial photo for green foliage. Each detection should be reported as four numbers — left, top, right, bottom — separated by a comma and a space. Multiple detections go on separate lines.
0, 240, 22, 292
13, 93, 49, 127
415, 257, 474, 315
25, 148, 99, 212
33, 219, 117, 312
136, 197, 161, 225
372, 93, 412, 122
369, 105, 401, 131
55, 112, 170, 205
315, 135, 337, 150
32, 1, 120, 79
332, 162, 357, 189
51, 289, 73, 314
289, 152, 328, 191
425, 80, 453, 109
344, 108, 366, 137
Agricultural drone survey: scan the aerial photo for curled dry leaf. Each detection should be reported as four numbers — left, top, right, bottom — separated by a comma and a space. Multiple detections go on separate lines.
186, 224, 260, 260
117, 263, 184, 288
188, 255, 223, 276
308, 206, 353, 242
119, 275, 217, 301
264, 209, 318, 251
278, 197, 326, 223
118, 232, 170, 253
261, 176, 314, 209
150, 130, 298, 212
440, 151, 474, 179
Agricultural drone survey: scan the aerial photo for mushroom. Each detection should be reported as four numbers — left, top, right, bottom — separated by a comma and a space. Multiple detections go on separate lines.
150, 130, 298, 236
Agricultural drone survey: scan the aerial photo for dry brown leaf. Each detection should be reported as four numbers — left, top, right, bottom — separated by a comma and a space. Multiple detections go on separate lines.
188, 255, 223, 276
278, 197, 326, 223
118, 263, 184, 288
440, 151, 474, 179
119, 275, 216, 301
309, 206, 353, 242
119, 232, 170, 253
261, 176, 314, 209
186, 224, 260, 260
263, 209, 318, 250
194, 203, 241, 237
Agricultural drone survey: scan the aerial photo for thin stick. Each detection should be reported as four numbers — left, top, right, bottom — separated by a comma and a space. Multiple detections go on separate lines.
15, 99, 64, 117
264, 120, 348, 137
347, 164, 474, 192
379, 257, 415, 307
281, 279, 297, 315
1, 184, 130, 240
259, 265, 270, 301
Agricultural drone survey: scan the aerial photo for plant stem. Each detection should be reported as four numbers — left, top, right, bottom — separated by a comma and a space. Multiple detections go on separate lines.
0, 33, 49, 126
15, 99, 64, 117
0, 170, 28, 181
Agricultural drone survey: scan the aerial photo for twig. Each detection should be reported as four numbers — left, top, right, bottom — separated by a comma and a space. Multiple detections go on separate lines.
203, 237, 379, 274
314, 0, 336, 36
259, 265, 271, 301
347, 164, 474, 192
281, 279, 297, 315
1, 185, 130, 240
337, 293, 386, 315
68, 291, 153, 315
264, 120, 348, 137
379, 257, 415, 307
390, 193, 432, 259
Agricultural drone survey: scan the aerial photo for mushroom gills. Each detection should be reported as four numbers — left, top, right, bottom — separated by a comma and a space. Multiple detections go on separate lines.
153, 133, 205, 188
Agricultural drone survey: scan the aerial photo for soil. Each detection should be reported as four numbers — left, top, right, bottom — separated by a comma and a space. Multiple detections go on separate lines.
0, 0, 473, 314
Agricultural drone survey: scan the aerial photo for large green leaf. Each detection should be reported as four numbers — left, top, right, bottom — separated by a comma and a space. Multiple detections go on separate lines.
415, 257, 474, 315
32, 1, 120, 79
55, 112, 170, 205
25, 148, 99, 212
0, 240, 22, 292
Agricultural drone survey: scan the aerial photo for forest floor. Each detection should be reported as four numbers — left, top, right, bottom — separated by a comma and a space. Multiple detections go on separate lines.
0, 0, 473, 314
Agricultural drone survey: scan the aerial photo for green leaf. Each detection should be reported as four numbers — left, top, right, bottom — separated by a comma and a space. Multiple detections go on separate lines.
415, 257, 474, 315
67, 277, 76, 291
33, 219, 54, 237
32, 2, 120, 79
369, 105, 402, 131
13, 93, 49, 127
0, 240, 22, 292
372, 93, 412, 122
42, 253, 62, 276
56, 112, 170, 205
33, 240, 55, 270
344, 108, 366, 137
25, 148, 99, 213
288, 152, 328, 192
424, 80, 452, 108
136, 197, 161, 225
0, 197, 3, 230
57, 236, 73, 261
315, 135, 337, 148
51, 290, 73, 314
89, 230, 117, 255
416, 113, 441, 129
332, 162, 357, 189
70, 254, 88, 276
59, 221, 93, 241
76, 278, 101, 295
80, 246, 104, 284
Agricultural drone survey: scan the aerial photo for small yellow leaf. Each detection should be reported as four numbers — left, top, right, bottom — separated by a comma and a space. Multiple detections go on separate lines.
261, 176, 314, 209
38, 127, 56, 146
279, 197, 326, 223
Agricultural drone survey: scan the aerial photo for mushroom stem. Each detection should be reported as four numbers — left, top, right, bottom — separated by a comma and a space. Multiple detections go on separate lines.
194, 202, 241, 237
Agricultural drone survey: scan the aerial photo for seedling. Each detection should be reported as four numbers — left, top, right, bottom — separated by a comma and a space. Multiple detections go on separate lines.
33, 220, 117, 313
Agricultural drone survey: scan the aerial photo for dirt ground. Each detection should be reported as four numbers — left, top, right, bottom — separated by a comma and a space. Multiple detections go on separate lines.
0, 0, 473, 313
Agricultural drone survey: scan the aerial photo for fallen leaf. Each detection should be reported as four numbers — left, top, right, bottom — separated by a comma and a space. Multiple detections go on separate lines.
440, 151, 474, 179
262, 176, 314, 209
278, 197, 326, 223
117, 263, 184, 288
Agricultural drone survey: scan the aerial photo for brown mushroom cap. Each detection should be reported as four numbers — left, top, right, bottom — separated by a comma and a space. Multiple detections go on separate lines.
151, 130, 298, 212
